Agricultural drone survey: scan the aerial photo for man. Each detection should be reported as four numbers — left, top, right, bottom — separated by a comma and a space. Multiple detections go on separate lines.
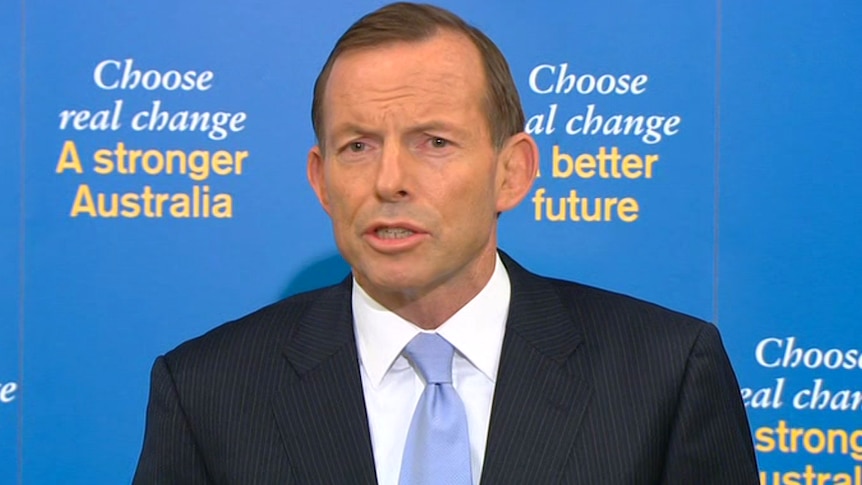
134, 3, 759, 484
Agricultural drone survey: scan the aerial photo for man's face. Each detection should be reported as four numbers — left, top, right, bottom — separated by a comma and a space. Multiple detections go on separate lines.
308, 31, 526, 309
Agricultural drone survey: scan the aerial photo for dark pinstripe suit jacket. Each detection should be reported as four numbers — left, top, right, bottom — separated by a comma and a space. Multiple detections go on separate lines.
133, 253, 759, 484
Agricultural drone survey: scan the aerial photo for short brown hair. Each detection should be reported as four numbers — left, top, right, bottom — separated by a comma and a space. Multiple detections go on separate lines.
311, 2, 525, 149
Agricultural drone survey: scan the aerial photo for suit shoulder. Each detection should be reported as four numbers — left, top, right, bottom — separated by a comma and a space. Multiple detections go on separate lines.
501, 252, 708, 337
536, 276, 730, 389
543, 276, 713, 343
162, 283, 344, 369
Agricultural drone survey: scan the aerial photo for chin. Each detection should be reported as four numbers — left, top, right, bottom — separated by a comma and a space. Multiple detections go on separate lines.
365, 267, 423, 291
358, 261, 434, 295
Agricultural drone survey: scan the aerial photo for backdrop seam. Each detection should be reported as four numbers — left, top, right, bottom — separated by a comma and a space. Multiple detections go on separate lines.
17, 0, 27, 483
712, 0, 722, 328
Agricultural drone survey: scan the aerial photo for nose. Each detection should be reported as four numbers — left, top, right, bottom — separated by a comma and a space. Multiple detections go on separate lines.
374, 142, 410, 201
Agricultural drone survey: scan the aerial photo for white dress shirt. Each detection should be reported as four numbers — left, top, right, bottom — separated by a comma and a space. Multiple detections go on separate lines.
352, 255, 511, 485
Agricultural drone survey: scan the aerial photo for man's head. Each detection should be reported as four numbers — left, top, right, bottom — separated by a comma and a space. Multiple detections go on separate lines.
307, 2, 538, 327
311, 2, 524, 150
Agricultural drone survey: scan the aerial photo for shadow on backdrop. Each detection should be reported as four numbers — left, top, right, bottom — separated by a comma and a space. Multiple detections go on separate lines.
281, 252, 351, 298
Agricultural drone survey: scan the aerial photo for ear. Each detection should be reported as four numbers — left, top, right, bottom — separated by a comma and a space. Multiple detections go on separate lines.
495, 132, 539, 213
307, 145, 331, 215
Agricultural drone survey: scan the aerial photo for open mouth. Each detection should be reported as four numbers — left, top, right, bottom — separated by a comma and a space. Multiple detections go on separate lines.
375, 227, 416, 239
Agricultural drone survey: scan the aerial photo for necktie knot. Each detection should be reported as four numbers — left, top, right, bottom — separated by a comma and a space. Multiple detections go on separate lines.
403, 333, 454, 384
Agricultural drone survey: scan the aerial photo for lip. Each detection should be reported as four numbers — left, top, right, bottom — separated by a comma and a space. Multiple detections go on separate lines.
363, 221, 429, 253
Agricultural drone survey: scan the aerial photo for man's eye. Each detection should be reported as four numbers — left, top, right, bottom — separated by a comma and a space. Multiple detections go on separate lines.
348, 142, 366, 152
430, 137, 449, 148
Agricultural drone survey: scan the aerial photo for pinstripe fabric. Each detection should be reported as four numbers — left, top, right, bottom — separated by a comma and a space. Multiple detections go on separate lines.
133, 281, 377, 484
133, 252, 758, 484
482, 257, 759, 484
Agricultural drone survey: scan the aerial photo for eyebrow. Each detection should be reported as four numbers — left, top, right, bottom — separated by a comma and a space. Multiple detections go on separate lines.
328, 123, 374, 141
328, 120, 469, 143
407, 121, 467, 138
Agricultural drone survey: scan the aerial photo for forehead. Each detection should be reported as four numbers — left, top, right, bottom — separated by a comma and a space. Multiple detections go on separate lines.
321, 31, 487, 130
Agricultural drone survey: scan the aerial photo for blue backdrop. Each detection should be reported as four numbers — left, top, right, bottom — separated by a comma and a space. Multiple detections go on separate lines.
3, 0, 861, 483
720, 1, 862, 478
2, 0, 23, 482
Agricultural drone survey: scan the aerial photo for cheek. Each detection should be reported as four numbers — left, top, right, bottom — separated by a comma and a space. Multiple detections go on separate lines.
427, 155, 496, 196
430, 181, 497, 234
325, 177, 369, 230
446, 169, 498, 209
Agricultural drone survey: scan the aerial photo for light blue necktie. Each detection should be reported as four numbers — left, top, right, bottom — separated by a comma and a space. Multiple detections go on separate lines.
399, 333, 472, 485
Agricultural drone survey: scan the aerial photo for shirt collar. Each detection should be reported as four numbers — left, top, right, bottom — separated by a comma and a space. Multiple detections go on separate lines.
353, 254, 511, 388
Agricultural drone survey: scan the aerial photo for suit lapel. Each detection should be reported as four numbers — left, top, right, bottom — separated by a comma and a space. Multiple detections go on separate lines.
481, 254, 594, 484
268, 254, 591, 483
271, 279, 378, 484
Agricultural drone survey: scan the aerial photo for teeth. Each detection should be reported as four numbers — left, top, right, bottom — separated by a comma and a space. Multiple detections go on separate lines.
376, 227, 415, 239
